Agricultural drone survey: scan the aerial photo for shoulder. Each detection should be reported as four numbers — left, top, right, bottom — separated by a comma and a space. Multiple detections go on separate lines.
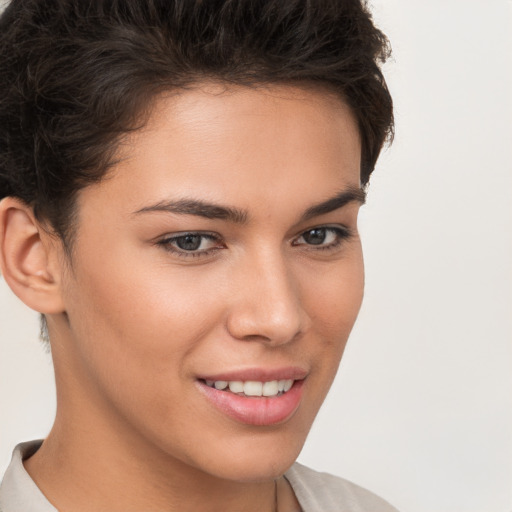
285, 462, 399, 512
0, 440, 56, 512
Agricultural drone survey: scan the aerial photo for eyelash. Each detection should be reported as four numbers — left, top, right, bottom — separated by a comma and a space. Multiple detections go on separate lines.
156, 232, 223, 259
293, 226, 352, 251
156, 226, 352, 259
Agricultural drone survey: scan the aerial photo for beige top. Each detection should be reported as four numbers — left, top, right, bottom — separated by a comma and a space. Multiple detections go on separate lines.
0, 441, 399, 512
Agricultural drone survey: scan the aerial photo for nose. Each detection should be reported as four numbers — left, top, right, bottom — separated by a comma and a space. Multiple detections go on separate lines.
225, 251, 310, 345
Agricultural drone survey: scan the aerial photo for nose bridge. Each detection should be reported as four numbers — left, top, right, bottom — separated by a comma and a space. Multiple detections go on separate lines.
226, 246, 308, 344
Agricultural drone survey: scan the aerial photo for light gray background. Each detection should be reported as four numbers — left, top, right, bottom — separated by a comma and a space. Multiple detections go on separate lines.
1, 1, 511, 511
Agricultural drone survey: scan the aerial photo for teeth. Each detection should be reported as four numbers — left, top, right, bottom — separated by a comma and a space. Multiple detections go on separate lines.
244, 381, 263, 396
228, 381, 244, 393
205, 379, 294, 397
262, 380, 279, 396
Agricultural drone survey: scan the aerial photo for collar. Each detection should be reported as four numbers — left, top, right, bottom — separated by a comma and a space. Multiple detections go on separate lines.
0, 441, 313, 512
0, 440, 56, 512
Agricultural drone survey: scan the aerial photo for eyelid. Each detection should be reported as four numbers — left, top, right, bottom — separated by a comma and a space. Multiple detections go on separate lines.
292, 225, 353, 249
155, 224, 352, 259
156, 231, 224, 258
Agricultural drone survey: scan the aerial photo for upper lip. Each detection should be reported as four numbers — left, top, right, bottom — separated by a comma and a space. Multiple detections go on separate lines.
198, 366, 308, 382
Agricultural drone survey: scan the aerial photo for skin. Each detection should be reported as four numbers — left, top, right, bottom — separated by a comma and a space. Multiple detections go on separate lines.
2, 84, 364, 511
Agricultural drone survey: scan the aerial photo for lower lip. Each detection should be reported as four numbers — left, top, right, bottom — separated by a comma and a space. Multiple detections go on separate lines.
197, 380, 304, 426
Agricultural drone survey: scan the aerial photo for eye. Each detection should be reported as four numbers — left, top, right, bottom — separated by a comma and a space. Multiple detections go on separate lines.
293, 226, 351, 250
174, 234, 208, 251
157, 232, 223, 257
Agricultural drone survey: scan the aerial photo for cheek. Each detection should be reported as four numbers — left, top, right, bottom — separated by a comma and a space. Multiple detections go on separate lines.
59, 259, 232, 449
61, 251, 229, 396
301, 247, 364, 375
308, 251, 364, 334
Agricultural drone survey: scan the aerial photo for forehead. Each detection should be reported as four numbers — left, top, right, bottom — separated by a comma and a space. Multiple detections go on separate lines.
78, 83, 361, 219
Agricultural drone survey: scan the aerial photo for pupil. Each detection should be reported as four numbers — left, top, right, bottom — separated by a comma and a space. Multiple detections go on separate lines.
177, 235, 202, 251
304, 228, 326, 245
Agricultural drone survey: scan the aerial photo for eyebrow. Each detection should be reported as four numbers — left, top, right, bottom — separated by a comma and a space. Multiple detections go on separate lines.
133, 198, 249, 224
133, 186, 366, 224
300, 186, 366, 221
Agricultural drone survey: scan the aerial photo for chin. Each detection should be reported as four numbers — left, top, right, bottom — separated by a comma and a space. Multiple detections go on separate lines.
207, 455, 298, 483
190, 429, 308, 483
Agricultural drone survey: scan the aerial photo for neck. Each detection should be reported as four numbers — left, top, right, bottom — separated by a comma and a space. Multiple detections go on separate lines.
28, 328, 302, 511
25, 419, 277, 512
23, 352, 276, 512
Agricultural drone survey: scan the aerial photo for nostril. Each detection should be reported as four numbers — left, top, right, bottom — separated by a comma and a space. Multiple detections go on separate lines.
226, 306, 306, 346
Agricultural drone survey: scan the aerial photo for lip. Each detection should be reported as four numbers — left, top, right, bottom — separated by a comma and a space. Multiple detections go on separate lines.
197, 366, 308, 383
197, 378, 305, 426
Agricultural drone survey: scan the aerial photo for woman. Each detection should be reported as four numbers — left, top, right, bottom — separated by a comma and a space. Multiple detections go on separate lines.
0, 1, 396, 510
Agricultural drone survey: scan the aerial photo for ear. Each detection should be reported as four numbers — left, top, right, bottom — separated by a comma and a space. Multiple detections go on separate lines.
0, 197, 65, 314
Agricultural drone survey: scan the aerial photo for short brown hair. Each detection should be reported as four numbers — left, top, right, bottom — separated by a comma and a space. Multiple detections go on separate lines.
0, 0, 393, 245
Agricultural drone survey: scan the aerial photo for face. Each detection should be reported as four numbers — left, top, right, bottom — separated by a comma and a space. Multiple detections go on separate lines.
51, 84, 364, 482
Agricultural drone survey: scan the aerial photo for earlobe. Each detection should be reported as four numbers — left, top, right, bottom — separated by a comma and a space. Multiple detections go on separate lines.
0, 197, 65, 314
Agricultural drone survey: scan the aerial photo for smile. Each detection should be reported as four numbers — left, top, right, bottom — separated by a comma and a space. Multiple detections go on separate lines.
204, 379, 294, 397
197, 375, 305, 426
